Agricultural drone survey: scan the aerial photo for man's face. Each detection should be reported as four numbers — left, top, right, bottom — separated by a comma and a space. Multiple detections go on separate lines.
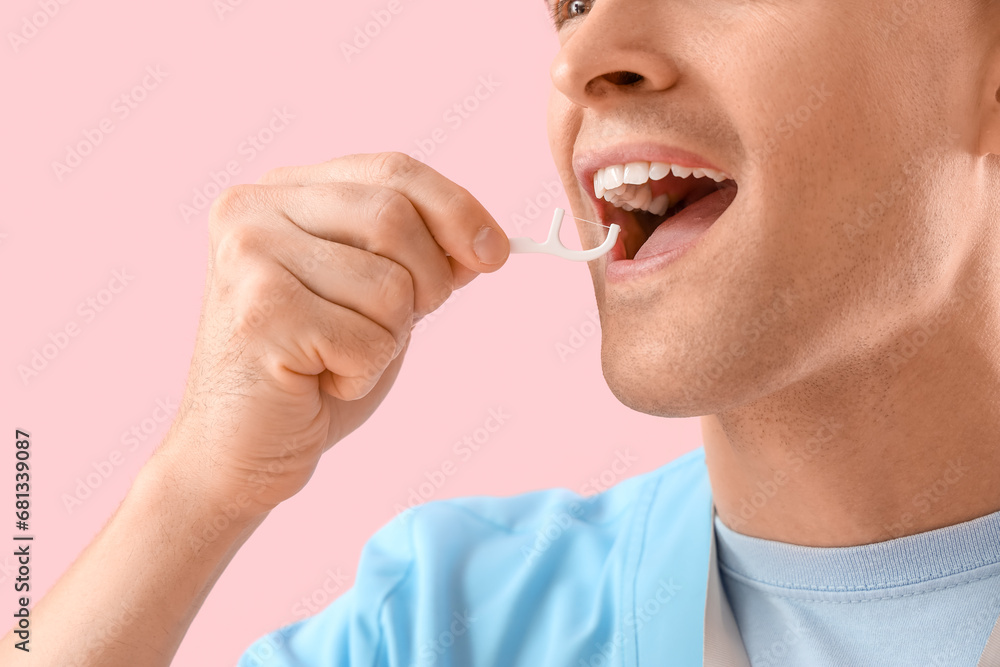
546, 0, 991, 417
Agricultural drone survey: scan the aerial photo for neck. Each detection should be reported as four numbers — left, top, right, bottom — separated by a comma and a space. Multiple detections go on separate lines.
704, 262, 1000, 547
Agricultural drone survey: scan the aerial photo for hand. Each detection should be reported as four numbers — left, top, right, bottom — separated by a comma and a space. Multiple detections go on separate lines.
160, 152, 509, 514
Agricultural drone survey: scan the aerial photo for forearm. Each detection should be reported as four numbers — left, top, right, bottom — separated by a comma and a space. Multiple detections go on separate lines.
1, 438, 269, 666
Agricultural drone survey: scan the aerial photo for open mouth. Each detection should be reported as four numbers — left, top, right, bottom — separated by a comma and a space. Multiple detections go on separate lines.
590, 161, 739, 261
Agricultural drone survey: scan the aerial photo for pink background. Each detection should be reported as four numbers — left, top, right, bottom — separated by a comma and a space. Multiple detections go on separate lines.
3, 0, 701, 663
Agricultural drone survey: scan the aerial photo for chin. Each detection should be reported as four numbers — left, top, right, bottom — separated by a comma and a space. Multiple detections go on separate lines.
598, 318, 794, 419
598, 335, 707, 418
603, 377, 701, 419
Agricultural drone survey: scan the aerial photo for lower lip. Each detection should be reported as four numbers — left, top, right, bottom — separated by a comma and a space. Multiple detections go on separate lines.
604, 188, 733, 284
604, 233, 700, 284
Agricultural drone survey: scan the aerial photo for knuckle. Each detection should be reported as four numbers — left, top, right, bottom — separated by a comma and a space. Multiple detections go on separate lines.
244, 267, 290, 314
366, 151, 420, 184
214, 223, 269, 268
210, 184, 257, 221
376, 261, 415, 326
320, 316, 394, 378
241, 266, 281, 304
439, 187, 479, 222
232, 269, 286, 336
369, 188, 415, 240
362, 325, 400, 371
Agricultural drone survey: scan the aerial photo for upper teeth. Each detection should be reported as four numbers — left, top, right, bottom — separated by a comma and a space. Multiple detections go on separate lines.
594, 161, 730, 216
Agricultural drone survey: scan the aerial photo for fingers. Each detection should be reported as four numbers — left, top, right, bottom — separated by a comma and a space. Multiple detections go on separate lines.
205, 152, 506, 403
257, 152, 510, 277
265, 182, 457, 320
212, 182, 455, 322
215, 255, 400, 401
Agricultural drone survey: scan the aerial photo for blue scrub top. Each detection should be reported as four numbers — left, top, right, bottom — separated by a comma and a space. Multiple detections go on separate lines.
238, 447, 715, 666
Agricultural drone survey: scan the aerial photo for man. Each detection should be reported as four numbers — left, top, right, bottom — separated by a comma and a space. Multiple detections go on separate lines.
9, 0, 1000, 664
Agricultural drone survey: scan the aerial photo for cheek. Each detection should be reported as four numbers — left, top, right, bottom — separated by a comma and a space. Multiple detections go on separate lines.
546, 88, 575, 161
701, 4, 917, 192
547, 89, 587, 202
703, 8, 940, 271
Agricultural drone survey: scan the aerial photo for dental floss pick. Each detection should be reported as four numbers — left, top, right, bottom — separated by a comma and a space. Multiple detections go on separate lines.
509, 208, 620, 261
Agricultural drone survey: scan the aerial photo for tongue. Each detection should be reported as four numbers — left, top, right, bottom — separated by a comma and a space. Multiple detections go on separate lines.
632, 186, 737, 262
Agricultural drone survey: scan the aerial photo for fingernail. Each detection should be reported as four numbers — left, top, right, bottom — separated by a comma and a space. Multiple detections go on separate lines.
473, 226, 507, 265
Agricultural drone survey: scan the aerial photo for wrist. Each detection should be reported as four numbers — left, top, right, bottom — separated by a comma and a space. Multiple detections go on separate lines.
133, 436, 272, 548
152, 409, 324, 514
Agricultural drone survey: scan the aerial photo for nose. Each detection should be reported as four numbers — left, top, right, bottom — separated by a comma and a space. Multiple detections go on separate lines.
549, 0, 680, 110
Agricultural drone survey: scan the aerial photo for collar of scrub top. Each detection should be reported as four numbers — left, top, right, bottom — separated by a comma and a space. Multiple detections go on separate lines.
702, 505, 1000, 667
703, 506, 752, 667
508, 208, 620, 261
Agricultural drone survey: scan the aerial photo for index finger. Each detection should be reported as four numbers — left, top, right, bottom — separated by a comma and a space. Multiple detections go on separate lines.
258, 152, 510, 280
